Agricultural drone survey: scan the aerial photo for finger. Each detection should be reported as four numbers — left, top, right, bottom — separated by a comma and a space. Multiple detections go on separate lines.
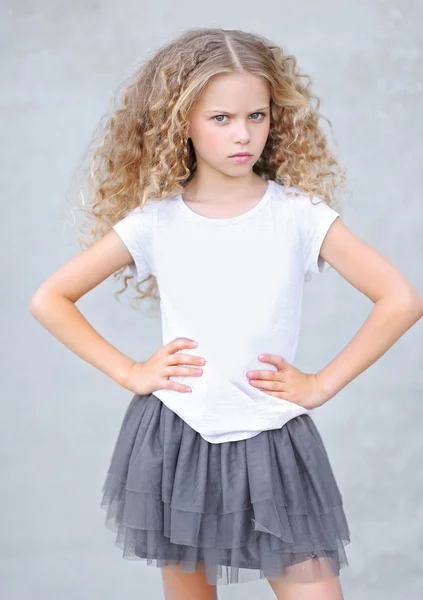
249, 381, 292, 400
247, 370, 281, 380
165, 365, 203, 377
162, 379, 192, 393
259, 354, 290, 370
168, 353, 206, 366
264, 390, 292, 400
166, 338, 198, 354
258, 353, 278, 363
249, 379, 282, 391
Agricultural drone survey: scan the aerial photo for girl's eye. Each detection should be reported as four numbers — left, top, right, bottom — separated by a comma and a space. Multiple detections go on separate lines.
212, 112, 266, 123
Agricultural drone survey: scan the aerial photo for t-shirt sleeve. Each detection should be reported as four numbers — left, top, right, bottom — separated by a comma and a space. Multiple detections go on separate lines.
112, 202, 156, 281
292, 194, 340, 276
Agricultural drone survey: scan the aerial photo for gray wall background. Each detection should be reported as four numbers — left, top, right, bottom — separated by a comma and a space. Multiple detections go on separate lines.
2, 1, 422, 598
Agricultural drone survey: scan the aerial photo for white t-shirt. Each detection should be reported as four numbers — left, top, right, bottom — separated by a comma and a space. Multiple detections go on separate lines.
112, 179, 340, 443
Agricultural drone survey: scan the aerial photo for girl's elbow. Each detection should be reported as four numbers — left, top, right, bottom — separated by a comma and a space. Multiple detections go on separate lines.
416, 297, 423, 319
395, 289, 423, 319
28, 287, 58, 318
29, 289, 45, 317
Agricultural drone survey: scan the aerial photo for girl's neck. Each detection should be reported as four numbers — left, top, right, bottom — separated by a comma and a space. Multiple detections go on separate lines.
181, 173, 268, 206
179, 177, 272, 221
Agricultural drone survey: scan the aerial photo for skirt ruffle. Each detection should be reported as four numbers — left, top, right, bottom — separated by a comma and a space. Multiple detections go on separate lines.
100, 393, 351, 586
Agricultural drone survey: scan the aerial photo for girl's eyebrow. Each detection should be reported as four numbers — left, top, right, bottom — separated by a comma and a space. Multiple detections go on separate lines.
205, 106, 270, 114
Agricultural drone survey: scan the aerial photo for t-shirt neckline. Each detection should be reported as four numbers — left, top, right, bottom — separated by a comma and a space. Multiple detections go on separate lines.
177, 179, 274, 224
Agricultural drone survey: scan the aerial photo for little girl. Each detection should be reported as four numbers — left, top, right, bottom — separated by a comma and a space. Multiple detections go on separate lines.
30, 27, 423, 600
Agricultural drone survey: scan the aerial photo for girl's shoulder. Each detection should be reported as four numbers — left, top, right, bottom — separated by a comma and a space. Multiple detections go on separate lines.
271, 180, 312, 201
119, 193, 178, 225
271, 180, 340, 217
125, 197, 162, 216
269, 180, 313, 216
270, 179, 306, 201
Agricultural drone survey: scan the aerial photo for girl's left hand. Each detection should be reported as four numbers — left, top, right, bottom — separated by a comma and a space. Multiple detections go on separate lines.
246, 354, 329, 410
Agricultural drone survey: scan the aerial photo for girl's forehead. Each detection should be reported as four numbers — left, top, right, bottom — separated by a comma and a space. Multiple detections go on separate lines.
195, 74, 270, 108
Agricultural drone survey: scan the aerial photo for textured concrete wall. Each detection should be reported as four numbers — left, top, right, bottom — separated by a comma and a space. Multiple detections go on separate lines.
2, 1, 422, 598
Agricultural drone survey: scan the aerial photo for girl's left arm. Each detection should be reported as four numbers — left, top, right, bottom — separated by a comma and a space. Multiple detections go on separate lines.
315, 218, 423, 400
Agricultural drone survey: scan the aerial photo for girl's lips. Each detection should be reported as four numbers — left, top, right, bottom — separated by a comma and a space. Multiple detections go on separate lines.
229, 154, 253, 163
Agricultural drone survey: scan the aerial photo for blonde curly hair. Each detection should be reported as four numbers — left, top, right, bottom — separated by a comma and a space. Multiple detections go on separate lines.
69, 27, 348, 311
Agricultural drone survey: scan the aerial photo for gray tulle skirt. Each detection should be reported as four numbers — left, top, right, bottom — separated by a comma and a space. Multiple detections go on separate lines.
100, 392, 351, 586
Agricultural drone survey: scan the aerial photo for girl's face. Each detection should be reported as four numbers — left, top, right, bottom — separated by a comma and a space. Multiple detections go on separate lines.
187, 73, 271, 178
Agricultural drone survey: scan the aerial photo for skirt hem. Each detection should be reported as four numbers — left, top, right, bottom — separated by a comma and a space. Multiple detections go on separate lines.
100, 393, 351, 586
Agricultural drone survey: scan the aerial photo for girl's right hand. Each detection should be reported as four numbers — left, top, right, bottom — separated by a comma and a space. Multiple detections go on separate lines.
122, 338, 206, 396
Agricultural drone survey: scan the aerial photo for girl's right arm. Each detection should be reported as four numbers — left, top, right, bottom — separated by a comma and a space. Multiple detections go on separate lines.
28, 230, 205, 394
